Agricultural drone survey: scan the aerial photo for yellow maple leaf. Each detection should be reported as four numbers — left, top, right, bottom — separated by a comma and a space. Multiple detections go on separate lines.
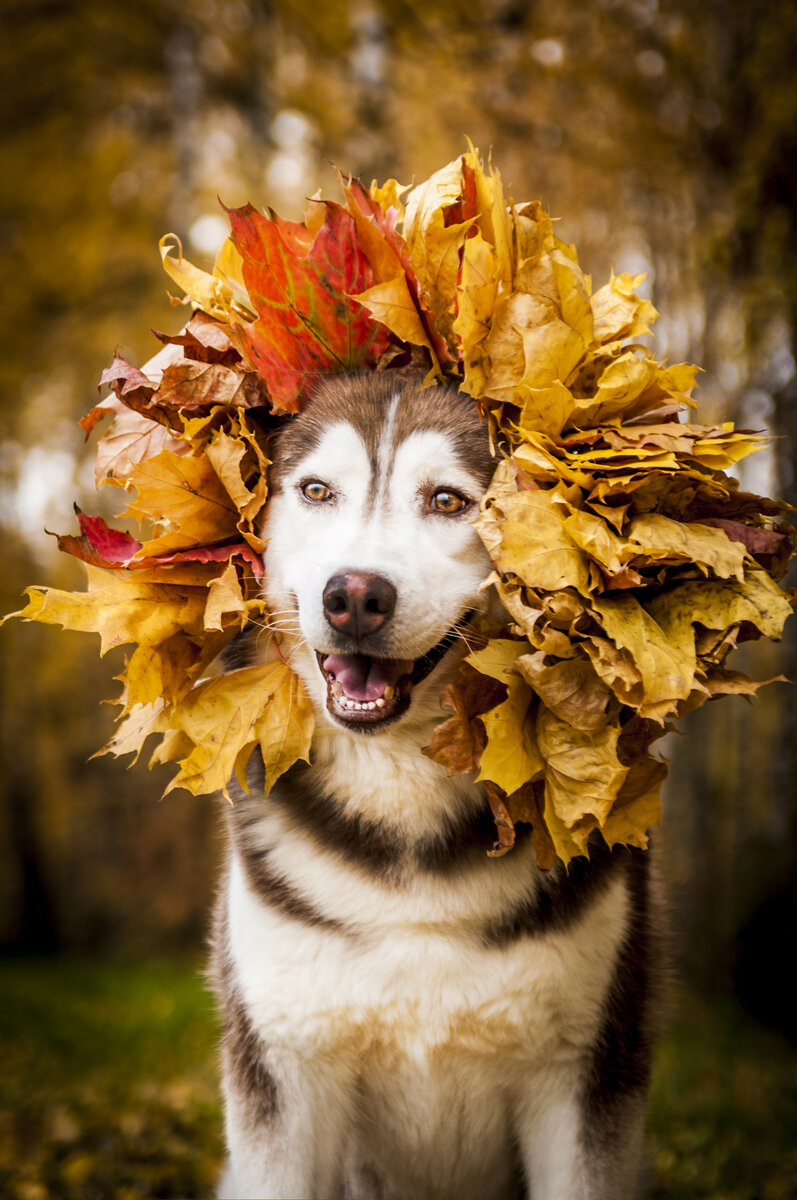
512, 435, 592, 487
572, 352, 658, 426
213, 235, 252, 314
517, 381, 577, 438
253, 667, 316, 795
462, 144, 513, 290
151, 660, 314, 800
98, 700, 165, 764
159, 233, 253, 321
562, 509, 629, 577
582, 634, 645, 709
515, 651, 614, 733
453, 231, 500, 398
204, 560, 247, 632
122, 635, 199, 711
7, 566, 208, 655
477, 485, 592, 593
591, 593, 695, 717
590, 271, 658, 344
401, 158, 468, 343
419, 218, 477, 344
465, 639, 545, 795
690, 426, 769, 470
477, 686, 544, 797
369, 176, 408, 216
647, 568, 794, 670
353, 276, 436, 356
625, 513, 747, 580
537, 705, 628, 829
204, 419, 269, 550
120, 448, 239, 556
486, 293, 587, 396
550, 248, 594, 344
543, 802, 596, 865
513, 201, 555, 272
597, 754, 666, 851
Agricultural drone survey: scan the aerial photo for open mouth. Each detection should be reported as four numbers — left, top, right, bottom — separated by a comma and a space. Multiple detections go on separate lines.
316, 613, 474, 730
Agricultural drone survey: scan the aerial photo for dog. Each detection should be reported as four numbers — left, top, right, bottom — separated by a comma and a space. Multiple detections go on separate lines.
212, 372, 659, 1200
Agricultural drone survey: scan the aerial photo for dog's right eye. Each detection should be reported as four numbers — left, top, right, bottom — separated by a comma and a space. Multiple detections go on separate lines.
300, 480, 334, 503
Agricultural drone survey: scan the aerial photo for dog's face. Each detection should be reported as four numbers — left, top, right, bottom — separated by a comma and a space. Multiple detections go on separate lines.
261, 373, 495, 733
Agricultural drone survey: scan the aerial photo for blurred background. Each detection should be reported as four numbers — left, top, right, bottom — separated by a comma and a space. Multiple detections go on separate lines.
1, 0, 796, 1196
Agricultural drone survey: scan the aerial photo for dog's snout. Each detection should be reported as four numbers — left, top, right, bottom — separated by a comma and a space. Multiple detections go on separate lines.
323, 571, 397, 638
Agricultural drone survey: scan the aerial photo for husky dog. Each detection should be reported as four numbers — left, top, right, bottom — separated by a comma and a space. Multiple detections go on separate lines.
213, 373, 658, 1200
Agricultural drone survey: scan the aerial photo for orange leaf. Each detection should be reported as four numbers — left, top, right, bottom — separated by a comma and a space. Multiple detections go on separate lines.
226, 200, 392, 411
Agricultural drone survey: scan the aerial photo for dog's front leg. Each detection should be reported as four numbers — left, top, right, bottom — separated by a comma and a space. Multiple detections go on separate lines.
218, 1042, 354, 1200
516, 1066, 646, 1200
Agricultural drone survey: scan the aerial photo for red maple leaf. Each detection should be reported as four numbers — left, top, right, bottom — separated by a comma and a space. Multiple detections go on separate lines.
226, 201, 392, 412
53, 509, 263, 578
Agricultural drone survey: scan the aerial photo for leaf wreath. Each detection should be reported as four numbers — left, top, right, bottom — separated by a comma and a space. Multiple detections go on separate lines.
5, 144, 795, 866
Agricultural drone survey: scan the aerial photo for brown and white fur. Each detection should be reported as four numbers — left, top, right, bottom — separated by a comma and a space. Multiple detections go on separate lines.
212, 373, 659, 1200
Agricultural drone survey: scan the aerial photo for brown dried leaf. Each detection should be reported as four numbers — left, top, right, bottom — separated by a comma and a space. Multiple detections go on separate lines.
422, 661, 507, 776
515, 652, 614, 733
537, 705, 628, 830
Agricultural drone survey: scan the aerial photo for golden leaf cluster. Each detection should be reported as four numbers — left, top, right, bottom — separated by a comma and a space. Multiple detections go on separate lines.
7, 313, 315, 802
409, 148, 794, 863
5, 145, 794, 864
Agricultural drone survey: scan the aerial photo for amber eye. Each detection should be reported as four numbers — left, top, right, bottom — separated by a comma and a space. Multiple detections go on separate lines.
430, 488, 468, 515
300, 480, 334, 503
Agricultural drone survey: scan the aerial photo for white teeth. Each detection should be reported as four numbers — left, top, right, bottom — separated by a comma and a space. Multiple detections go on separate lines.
332, 681, 343, 696
333, 695, 388, 715
336, 696, 382, 714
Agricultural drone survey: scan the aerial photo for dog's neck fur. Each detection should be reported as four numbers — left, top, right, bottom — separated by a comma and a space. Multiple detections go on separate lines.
308, 720, 486, 842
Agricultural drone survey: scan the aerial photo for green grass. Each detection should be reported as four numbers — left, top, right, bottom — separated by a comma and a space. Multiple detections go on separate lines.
0, 959, 223, 1200
0, 958, 795, 1199
648, 992, 797, 1200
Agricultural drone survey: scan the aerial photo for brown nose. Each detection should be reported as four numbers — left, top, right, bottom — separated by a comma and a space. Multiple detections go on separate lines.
322, 571, 397, 639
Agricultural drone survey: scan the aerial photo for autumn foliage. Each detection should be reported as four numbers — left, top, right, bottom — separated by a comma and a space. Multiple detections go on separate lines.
6, 146, 795, 866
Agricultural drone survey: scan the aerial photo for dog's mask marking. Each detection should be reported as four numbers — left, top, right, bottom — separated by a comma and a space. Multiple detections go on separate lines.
262, 378, 493, 733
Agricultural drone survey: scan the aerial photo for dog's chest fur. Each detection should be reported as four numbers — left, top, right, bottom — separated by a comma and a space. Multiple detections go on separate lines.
215, 736, 649, 1199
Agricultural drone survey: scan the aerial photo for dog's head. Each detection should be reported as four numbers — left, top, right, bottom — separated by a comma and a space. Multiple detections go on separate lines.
261, 373, 495, 733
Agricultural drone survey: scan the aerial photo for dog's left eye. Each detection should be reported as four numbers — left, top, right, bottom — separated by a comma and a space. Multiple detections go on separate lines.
429, 488, 469, 515
300, 480, 334, 503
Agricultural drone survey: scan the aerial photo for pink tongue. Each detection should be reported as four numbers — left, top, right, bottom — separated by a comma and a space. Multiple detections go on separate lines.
323, 654, 414, 702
